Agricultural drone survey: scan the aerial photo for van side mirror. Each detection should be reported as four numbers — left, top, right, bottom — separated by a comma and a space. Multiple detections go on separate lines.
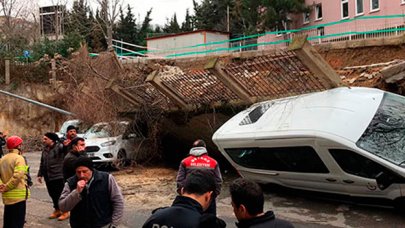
376, 171, 393, 190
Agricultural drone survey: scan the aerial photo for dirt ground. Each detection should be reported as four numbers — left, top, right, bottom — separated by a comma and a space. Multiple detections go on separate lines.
114, 167, 178, 210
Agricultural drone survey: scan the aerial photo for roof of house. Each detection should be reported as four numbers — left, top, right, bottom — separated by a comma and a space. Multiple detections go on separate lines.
146, 29, 230, 41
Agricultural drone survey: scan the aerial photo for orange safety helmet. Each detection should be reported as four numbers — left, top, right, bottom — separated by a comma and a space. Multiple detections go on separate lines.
6, 136, 23, 149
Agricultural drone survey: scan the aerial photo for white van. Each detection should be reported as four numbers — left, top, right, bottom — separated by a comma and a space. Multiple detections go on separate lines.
213, 87, 405, 208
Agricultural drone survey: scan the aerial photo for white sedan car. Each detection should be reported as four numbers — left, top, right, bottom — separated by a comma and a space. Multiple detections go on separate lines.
84, 121, 137, 167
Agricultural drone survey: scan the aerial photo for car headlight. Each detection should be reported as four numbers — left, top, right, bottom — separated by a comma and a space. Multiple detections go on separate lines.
101, 140, 116, 147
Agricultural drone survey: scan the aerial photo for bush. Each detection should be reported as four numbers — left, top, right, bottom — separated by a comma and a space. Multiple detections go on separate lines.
31, 32, 84, 61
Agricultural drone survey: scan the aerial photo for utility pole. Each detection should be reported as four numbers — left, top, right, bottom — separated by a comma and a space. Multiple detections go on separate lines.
227, 5, 230, 32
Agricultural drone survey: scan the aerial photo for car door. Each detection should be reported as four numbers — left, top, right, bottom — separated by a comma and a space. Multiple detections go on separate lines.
328, 148, 402, 199
226, 138, 346, 194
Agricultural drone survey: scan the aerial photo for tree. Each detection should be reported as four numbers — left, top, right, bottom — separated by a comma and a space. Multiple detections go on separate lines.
95, 0, 123, 50
181, 9, 193, 32
193, 0, 232, 31
163, 14, 181, 34
260, 0, 308, 32
0, 0, 39, 56
137, 8, 153, 47
65, 0, 91, 37
114, 5, 138, 45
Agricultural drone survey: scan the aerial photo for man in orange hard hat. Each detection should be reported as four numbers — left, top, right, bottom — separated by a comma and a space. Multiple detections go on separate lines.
0, 136, 30, 228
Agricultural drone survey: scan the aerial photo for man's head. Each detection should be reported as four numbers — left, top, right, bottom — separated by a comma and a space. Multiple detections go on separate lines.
66, 125, 77, 139
43, 132, 59, 147
192, 139, 206, 148
6, 136, 23, 150
75, 156, 94, 182
181, 170, 216, 211
230, 178, 264, 220
71, 137, 85, 153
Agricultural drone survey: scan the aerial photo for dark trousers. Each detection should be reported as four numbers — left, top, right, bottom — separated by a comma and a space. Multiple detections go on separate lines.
3, 200, 26, 228
45, 178, 65, 210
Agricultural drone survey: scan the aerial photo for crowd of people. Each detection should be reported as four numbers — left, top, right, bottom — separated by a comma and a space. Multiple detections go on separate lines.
0, 126, 294, 228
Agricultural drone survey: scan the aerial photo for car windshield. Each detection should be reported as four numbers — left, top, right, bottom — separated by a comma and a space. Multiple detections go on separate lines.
356, 92, 405, 166
84, 122, 127, 139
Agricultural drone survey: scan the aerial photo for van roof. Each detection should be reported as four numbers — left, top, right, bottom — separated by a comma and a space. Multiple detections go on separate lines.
213, 87, 385, 143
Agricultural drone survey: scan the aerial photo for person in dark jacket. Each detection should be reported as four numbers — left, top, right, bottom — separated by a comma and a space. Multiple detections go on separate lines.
63, 137, 85, 180
143, 170, 225, 228
59, 156, 124, 228
0, 132, 6, 158
230, 178, 294, 228
60, 125, 78, 155
37, 132, 68, 220
176, 139, 222, 215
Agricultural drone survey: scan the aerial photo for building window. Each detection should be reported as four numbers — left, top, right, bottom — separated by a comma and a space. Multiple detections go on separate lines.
341, 0, 349, 19
370, 0, 379, 12
356, 0, 364, 15
402, 0, 405, 5
315, 4, 322, 20
303, 12, 310, 24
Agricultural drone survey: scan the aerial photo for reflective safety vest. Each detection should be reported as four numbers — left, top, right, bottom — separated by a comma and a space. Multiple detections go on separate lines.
0, 149, 30, 205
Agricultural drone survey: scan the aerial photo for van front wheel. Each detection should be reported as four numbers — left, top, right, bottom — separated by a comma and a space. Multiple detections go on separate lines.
394, 197, 405, 212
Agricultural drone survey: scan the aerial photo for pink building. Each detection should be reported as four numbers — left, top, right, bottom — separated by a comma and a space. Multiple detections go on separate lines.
259, 0, 405, 50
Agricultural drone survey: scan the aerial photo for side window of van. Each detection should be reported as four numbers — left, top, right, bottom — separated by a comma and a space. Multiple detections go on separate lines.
225, 146, 329, 173
330, 149, 388, 179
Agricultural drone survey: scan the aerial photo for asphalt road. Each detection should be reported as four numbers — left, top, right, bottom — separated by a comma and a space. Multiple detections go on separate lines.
0, 151, 404, 227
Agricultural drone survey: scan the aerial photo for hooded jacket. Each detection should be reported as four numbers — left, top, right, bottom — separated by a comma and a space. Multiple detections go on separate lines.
176, 147, 222, 196
0, 149, 30, 205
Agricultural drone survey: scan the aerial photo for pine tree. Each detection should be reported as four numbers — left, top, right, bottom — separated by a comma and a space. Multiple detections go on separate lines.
164, 14, 181, 34
181, 9, 193, 32
137, 8, 153, 47
114, 4, 138, 45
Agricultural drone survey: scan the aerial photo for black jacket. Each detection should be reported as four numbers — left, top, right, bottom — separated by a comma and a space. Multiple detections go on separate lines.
63, 151, 83, 180
67, 171, 112, 228
143, 196, 203, 228
38, 142, 64, 181
0, 136, 5, 156
236, 211, 294, 228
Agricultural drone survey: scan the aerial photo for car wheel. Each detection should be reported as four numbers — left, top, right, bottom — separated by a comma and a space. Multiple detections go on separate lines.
394, 197, 405, 213
115, 150, 128, 169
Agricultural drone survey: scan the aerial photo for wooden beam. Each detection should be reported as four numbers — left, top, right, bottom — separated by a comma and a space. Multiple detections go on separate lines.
105, 79, 142, 108
146, 71, 191, 109
289, 35, 343, 88
205, 58, 255, 104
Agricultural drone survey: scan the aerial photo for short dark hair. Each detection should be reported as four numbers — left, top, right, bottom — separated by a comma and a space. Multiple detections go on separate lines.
230, 178, 264, 216
183, 170, 216, 195
192, 139, 206, 148
66, 125, 77, 132
70, 137, 84, 146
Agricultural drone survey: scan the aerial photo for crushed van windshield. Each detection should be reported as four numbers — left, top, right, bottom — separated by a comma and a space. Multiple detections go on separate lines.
356, 93, 405, 166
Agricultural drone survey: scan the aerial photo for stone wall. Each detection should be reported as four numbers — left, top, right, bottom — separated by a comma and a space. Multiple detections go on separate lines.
0, 84, 65, 137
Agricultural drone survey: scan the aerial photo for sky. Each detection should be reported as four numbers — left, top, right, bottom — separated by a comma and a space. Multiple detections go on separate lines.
38, 0, 196, 26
